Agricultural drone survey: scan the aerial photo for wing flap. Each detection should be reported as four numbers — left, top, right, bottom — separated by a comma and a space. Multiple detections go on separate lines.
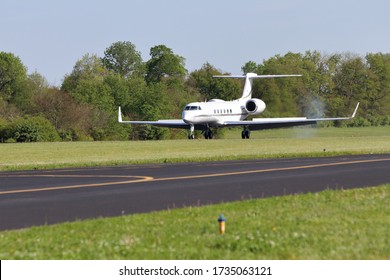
119, 119, 189, 129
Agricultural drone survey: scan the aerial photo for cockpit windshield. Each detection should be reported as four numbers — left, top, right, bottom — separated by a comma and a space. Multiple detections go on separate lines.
184, 106, 202, 111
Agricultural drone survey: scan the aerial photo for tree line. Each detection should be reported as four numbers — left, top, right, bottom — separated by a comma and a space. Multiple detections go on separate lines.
1, 41, 390, 142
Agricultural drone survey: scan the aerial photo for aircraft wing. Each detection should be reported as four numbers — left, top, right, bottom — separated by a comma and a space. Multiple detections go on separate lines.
224, 103, 360, 130
118, 107, 190, 129
119, 119, 189, 129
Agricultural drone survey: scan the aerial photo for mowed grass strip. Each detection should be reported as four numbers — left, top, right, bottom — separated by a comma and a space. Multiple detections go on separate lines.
0, 185, 389, 259
1, 127, 390, 171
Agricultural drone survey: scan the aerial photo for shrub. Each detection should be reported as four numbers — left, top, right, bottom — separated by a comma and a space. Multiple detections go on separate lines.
14, 122, 39, 142
348, 116, 371, 127
11, 116, 60, 142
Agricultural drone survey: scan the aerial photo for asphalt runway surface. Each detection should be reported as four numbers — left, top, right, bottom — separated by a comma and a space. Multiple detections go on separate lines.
1, 154, 390, 231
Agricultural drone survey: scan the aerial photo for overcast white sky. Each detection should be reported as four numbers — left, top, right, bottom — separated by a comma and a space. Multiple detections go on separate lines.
1, 0, 389, 85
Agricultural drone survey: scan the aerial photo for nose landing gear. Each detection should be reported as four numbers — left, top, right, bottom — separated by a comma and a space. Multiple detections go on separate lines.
188, 125, 195, 139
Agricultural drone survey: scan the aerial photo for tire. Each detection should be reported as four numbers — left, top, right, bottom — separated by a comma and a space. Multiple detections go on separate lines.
204, 130, 213, 139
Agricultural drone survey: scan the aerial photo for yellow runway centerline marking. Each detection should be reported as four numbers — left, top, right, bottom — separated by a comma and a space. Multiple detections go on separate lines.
1, 157, 390, 195
153, 157, 390, 182
0, 175, 154, 195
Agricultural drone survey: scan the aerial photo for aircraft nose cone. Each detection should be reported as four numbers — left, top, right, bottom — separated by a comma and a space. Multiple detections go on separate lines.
182, 111, 192, 124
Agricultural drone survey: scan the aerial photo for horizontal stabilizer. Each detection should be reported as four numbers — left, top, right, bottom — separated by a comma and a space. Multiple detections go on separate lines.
213, 73, 302, 79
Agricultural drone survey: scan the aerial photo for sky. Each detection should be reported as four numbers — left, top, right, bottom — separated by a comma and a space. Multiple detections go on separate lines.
1, 0, 389, 86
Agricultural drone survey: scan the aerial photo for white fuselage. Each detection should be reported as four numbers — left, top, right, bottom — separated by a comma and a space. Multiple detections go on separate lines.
182, 98, 265, 127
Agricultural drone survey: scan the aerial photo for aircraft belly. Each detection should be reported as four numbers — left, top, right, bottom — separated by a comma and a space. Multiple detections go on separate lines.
193, 116, 218, 124
189, 116, 220, 127
192, 115, 243, 127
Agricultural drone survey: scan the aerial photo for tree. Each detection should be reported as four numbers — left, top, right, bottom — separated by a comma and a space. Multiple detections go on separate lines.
331, 54, 368, 119
62, 54, 109, 92
13, 71, 49, 112
145, 45, 187, 84
189, 63, 241, 101
129, 82, 170, 140
62, 54, 115, 112
365, 53, 390, 119
0, 52, 28, 103
241, 61, 258, 74
27, 71, 49, 94
31, 89, 97, 140
102, 41, 144, 78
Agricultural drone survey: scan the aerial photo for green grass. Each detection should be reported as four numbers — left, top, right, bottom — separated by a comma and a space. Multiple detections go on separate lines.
1, 185, 389, 259
1, 127, 390, 171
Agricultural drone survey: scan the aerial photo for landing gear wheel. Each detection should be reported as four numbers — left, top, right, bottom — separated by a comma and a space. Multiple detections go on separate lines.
241, 130, 250, 139
204, 129, 213, 139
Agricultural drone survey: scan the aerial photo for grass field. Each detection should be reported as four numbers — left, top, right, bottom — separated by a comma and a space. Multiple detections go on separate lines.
1, 127, 390, 171
0, 185, 389, 259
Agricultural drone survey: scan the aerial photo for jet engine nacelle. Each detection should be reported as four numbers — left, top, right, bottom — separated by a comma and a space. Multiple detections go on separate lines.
245, 98, 266, 115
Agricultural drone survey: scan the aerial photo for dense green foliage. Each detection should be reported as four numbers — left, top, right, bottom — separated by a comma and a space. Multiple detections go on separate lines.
1, 44, 390, 142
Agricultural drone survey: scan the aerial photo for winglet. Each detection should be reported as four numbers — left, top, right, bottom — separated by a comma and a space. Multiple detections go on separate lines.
351, 102, 360, 118
118, 106, 123, 123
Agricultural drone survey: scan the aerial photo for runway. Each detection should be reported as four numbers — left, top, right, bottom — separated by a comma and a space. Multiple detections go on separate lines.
1, 154, 390, 230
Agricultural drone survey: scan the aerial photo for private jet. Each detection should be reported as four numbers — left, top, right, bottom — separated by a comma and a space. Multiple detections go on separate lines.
118, 73, 359, 139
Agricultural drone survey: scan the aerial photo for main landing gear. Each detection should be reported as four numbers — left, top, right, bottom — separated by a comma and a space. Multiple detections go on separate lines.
188, 126, 251, 140
204, 128, 213, 139
241, 127, 251, 139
